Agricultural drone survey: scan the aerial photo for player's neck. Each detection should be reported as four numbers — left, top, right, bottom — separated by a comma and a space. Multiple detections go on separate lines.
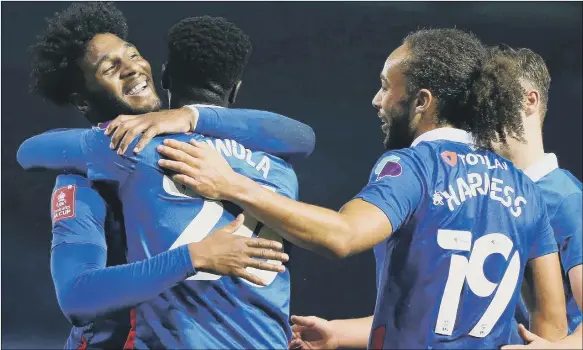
169, 90, 228, 109
495, 124, 545, 171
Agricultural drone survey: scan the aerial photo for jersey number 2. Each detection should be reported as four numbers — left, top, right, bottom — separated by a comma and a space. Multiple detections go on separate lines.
435, 229, 521, 338
165, 176, 283, 287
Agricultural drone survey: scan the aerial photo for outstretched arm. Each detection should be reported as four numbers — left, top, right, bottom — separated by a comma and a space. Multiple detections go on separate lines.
105, 106, 316, 161
156, 140, 425, 258
18, 127, 137, 185
17, 128, 89, 173
52, 242, 195, 327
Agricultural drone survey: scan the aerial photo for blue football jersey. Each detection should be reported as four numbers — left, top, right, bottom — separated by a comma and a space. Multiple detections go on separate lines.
29, 127, 298, 349
354, 128, 557, 349
517, 154, 582, 334
51, 175, 131, 349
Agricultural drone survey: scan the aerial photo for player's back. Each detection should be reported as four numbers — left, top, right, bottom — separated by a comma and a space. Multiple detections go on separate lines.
370, 140, 554, 349
112, 133, 298, 349
525, 158, 582, 333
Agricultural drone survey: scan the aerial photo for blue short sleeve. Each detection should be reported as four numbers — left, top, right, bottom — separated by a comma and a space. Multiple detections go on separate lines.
528, 196, 558, 261
552, 193, 583, 272
353, 150, 426, 231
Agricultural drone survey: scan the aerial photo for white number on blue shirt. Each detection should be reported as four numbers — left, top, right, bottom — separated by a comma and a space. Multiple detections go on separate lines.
435, 229, 521, 337
164, 175, 282, 287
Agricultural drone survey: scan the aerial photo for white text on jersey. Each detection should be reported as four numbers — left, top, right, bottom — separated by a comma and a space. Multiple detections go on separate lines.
440, 172, 527, 217
459, 153, 508, 171
205, 139, 271, 178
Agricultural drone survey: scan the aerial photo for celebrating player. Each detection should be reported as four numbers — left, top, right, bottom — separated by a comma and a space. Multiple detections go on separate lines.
21, 6, 315, 349
486, 45, 581, 350
155, 29, 569, 348
26, 2, 313, 348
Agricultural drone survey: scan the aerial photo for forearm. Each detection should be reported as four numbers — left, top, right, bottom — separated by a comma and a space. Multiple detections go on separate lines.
330, 316, 373, 348
229, 174, 353, 258
53, 243, 195, 326
530, 311, 568, 341
194, 107, 315, 160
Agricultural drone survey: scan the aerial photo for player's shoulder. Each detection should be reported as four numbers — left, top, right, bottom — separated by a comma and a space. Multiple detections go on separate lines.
198, 135, 299, 198
540, 168, 582, 196
54, 174, 92, 188
536, 168, 582, 217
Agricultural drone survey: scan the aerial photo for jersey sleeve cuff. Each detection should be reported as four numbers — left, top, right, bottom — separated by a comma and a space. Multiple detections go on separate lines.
562, 255, 583, 274
176, 244, 197, 278
354, 193, 401, 232
528, 243, 559, 261
190, 106, 219, 134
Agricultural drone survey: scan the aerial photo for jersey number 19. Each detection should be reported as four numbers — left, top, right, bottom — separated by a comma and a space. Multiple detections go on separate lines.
435, 229, 521, 337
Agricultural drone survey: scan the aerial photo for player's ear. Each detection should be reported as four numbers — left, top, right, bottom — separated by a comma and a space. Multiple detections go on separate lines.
524, 89, 540, 117
228, 81, 242, 105
70, 93, 90, 113
414, 89, 432, 114
161, 62, 171, 91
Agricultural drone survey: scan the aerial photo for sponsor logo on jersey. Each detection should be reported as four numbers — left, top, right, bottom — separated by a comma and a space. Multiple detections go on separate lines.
375, 155, 402, 180
52, 185, 76, 222
441, 151, 458, 166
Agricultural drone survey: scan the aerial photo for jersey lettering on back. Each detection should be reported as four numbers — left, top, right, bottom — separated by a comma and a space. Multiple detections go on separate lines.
355, 136, 557, 349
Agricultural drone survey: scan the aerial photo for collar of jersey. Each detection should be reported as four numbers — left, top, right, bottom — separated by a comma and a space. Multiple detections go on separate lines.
411, 127, 474, 147
522, 153, 559, 182
186, 103, 225, 109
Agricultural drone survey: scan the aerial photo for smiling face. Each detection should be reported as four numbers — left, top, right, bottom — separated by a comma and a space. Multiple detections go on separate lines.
372, 45, 417, 150
77, 33, 160, 121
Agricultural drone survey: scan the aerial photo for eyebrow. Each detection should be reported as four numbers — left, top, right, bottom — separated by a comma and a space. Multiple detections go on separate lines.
380, 74, 388, 82
95, 43, 136, 68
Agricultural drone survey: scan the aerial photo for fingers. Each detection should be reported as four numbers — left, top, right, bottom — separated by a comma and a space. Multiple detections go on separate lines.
244, 257, 286, 273
105, 114, 134, 136
158, 159, 199, 178
288, 339, 304, 349
237, 269, 267, 287
517, 324, 538, 343
189, 139, 209, 149
221, 214, 245, 233
157, 143, 201, 165
246, 247, 288, 263
117, 123, 149, 155
246, 237, 284, 251
291, 325, 306, 334
171, 174, 200, 189
134, 126, 160, 153
109, 118, 139, 151
163, 139, 206, 159
291, 315, 316, 328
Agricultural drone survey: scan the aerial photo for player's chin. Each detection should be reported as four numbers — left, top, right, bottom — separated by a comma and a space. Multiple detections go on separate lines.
124, 96, 161, 114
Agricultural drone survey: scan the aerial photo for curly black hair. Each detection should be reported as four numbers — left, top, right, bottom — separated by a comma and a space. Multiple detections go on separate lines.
490, 44, 551, 118
402, 29, 525, 149
30, 2, 128, 106
166, 16, 252, 93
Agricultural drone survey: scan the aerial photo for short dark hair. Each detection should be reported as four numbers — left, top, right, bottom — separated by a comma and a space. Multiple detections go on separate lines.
30, 2, 128, 106
166, 16, 252, 93
490, 44, 551, 117
402, 29, 525, 149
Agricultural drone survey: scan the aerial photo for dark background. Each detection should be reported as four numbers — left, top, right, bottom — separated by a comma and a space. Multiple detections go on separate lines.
2, 2, 581, 348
